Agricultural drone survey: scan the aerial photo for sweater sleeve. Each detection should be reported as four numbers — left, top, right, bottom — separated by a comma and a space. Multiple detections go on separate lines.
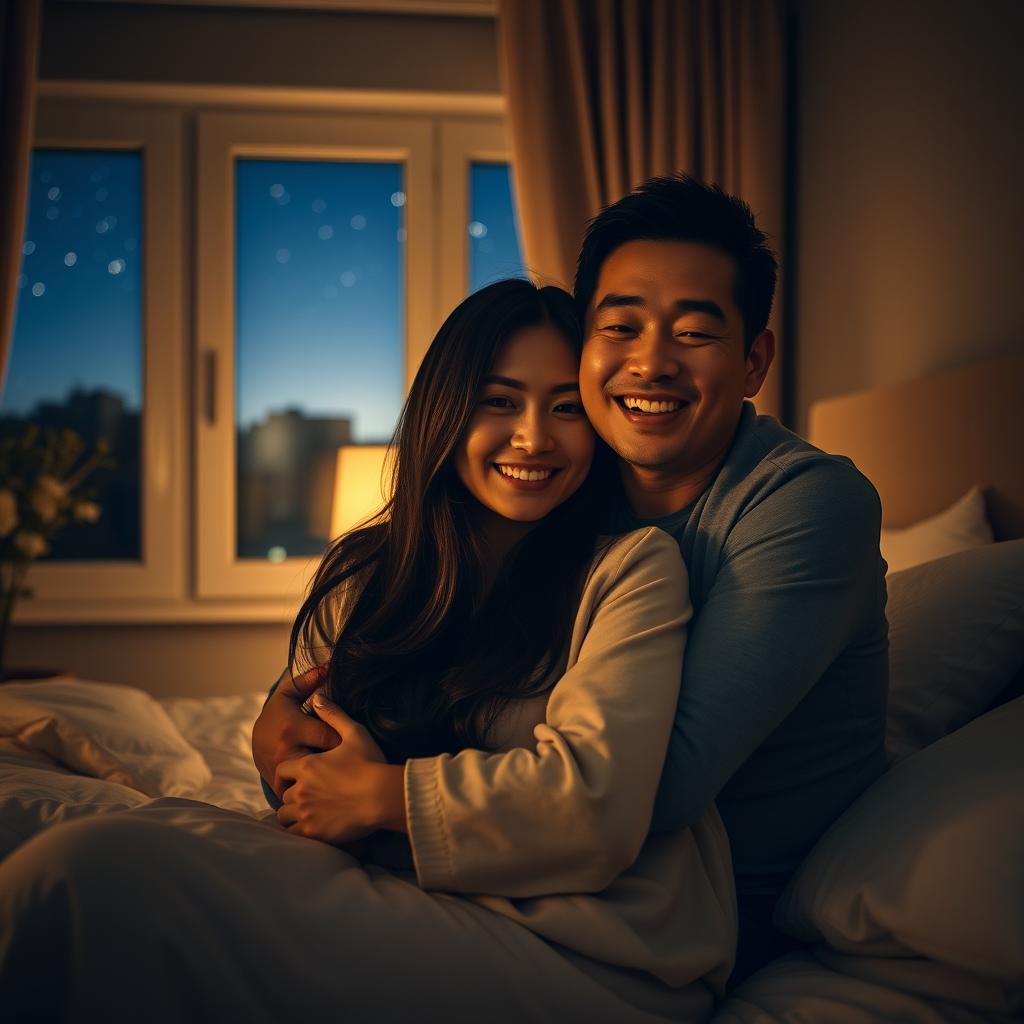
404, 528, 691, 898
650, 459, 885, 832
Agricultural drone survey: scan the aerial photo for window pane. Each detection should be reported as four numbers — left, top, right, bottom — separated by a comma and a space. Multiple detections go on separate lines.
235, 159, 405, 561
469, 162, 526, 293
0, 149, 142, 561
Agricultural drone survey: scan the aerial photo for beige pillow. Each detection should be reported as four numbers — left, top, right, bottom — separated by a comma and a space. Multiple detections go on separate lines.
880, 485, 993, 574
0, 678, 211, 797
775, 698, 1024, 999
886, 540, 1024, 762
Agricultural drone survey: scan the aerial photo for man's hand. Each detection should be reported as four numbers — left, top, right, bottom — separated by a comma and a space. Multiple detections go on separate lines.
252, 664, 341, 800
277, 693, 405, 845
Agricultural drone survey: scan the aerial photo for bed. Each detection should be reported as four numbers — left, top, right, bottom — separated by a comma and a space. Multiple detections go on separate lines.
1, 355, 1022, 1022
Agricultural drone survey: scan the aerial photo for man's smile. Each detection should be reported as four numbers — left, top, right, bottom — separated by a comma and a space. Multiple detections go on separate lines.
610, 391, 693, 429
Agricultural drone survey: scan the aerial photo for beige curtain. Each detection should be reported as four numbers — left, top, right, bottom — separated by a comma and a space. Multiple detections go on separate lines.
497, 0, 787, 419
0, 0, 42, 397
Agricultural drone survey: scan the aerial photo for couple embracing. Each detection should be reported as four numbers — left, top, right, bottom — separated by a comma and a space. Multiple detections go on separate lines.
0, 174, 887, 1023
253, 174, 889, 1012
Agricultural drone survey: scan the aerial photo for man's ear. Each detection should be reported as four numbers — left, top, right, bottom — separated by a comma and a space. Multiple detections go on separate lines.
743, 330, 775, 398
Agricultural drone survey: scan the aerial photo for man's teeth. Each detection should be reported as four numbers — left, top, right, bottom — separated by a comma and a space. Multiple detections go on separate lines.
496, 465, 553, 482
622, 396, 682, 414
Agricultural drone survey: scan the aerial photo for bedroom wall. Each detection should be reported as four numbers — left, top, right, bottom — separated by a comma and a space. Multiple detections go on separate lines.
792, 0, 1024, 432
39, 1, 499, 93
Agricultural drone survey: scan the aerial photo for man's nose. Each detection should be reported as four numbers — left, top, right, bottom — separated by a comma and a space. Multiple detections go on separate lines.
511, 410, 555, 454
626, 327, 680, 381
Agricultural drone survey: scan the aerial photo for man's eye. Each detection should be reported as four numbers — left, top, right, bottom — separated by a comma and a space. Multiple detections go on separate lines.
677, 331, 712, 340
482, 396, 514, 409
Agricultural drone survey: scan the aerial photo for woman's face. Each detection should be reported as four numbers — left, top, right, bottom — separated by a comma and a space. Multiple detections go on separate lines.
454, 322, 594, 527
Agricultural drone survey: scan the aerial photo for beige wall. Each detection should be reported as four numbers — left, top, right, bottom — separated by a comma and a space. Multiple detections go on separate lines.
7, 622, 290, 698
41, 0, 499, 92
793, 0, 1024, 432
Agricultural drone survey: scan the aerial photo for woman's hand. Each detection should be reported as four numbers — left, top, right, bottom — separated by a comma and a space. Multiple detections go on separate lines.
252, 664, 341, 800
276, 694, 408, 845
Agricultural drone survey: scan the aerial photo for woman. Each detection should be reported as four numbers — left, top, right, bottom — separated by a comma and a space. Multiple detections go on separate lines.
0, 282, 734, 1024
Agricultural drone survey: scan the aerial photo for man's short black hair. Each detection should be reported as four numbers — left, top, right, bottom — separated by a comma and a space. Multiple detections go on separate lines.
574, 174, 778, 353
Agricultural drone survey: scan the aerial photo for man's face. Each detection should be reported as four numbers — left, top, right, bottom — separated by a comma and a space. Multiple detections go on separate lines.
579, 239, 771, 481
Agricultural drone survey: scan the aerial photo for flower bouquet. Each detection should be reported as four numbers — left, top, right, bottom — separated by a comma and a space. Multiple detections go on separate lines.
0, 425, 112, 677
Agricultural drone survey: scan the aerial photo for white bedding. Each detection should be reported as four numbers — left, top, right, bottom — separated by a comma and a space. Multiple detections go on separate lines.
0, 679, 1020, 1023
158, 691, 270, 814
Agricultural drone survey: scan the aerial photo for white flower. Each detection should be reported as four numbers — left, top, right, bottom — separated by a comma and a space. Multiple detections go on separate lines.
73, 501, 102, 523
14, 531, 48, 559
0, 490, 17, 536
36, 475, 67, 500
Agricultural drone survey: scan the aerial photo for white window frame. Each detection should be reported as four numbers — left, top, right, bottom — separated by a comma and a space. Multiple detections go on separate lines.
195, 111, 435, 602
15, 102, 187, 612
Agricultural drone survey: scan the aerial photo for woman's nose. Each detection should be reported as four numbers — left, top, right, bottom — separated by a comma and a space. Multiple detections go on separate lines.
511, 412, 555, 454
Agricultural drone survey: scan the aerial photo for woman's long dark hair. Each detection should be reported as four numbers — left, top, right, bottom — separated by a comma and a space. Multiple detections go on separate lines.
288, 279, 614, 762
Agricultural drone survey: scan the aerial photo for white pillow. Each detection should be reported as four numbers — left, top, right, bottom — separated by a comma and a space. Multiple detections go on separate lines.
880, 485, 993, 574
886, 539, 1024, 762
0, 678, 211, 797
775, 698, 1024, 1002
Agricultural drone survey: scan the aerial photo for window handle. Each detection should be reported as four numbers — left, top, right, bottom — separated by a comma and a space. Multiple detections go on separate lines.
204, 350, 217, 425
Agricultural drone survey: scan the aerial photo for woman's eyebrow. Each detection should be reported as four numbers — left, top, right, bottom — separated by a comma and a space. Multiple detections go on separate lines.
483, 375, 580, 395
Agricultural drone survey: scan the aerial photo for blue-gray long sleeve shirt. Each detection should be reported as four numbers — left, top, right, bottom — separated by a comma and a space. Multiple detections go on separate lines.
624, 402, 889, 898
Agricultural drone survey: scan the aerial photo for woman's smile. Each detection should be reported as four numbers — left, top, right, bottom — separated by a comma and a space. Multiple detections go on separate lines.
493, 462, 560, 488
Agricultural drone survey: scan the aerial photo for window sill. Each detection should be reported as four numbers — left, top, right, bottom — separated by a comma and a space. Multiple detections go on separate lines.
12, 600, 297, 626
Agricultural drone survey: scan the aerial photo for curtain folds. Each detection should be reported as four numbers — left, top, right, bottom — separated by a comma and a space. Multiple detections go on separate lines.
497, 0, 787, 419
0, 0, 42, 397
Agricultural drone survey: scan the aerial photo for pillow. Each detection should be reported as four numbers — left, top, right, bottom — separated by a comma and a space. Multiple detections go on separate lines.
775, 698, 1024, 998
0, 677, 211, 798
880, 485, 993, 574
886, 539, 1024, 762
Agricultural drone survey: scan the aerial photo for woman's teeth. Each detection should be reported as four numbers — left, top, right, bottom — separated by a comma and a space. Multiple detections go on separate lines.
496, 465, 553, 481
622, 396, 682, 414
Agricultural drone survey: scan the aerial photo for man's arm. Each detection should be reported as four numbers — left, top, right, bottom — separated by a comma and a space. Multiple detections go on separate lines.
252, 664, 340, 808
651, 460, 884, 831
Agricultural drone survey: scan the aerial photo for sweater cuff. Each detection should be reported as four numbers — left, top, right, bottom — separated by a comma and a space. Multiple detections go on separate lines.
404, 756, 455, 891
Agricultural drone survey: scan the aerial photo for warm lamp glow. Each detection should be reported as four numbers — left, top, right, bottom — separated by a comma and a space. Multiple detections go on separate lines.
330, 445, 391, 538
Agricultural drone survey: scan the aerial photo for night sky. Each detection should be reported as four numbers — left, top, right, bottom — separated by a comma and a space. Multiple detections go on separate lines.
4, 152, 524, 440
3, 150, 143, 416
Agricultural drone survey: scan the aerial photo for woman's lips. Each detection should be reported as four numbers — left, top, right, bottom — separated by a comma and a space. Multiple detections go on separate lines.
492, 464, 561, 491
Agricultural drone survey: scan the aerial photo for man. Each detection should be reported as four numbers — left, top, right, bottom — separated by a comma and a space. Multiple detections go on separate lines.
254, 173, 888, 984
575, 174, 888, 980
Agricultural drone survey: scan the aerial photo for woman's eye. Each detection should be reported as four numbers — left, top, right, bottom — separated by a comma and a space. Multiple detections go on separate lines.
600, 323, 633, 334
554, 401, 584, 415
482, 395, 514, 409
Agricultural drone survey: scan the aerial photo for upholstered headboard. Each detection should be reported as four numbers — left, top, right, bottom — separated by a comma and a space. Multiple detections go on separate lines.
806, 354, 1024, 540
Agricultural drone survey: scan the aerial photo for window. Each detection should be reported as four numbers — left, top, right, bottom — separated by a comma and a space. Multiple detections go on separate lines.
10, 103, 185, 611
234, 158, 405, 562
196, 111, 435, 601
468, 161, 525, 292
3, 149, 143, 561
15, 94, 520, 618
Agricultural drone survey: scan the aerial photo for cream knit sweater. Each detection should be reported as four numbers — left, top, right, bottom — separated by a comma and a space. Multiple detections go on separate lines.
402, 527, 736, 994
